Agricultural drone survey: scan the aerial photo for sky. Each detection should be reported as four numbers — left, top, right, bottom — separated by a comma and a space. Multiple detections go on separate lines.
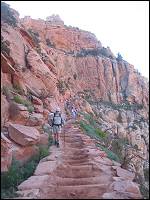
3, 1, 149, 79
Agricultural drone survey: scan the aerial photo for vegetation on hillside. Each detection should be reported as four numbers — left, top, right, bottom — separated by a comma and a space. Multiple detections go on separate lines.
1, 135, 53, 199
1, 37, 10, 56
78, 112, 139, 165
1, 2, 18, 27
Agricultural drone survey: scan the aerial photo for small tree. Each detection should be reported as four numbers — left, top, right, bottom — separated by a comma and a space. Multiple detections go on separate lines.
117, 52, 123, 61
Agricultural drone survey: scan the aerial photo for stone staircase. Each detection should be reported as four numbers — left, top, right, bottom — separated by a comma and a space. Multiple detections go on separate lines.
15, 120, 142, 199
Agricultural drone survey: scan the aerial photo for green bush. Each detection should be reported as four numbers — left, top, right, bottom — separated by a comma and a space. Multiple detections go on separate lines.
110, 138, 129, 164
1, 159, 21, 189
116, 53, 123, 61
56, 80, 68, 95
1, 158, 37, 198
13, 95, 32, 107
79, 112, 121, 162
27, 105, 34, 113
48, 134, 53, 146
99, 47, 112, 58
28, 29, 40, 46
14, 95, 24, 104
95, 128, 106, 138
79, 120, 106, 141
1, 187, 18, 199
1, 40, 10, 56
1, 144, 51, 198
76, 48, 101, 57
2, 86, 13, 100
38, 145, 49, 160
1, 2, 17, 27
144, 168, 149, 182
140, 184, 149, 199
96, 144, 120, 162
46, 39, 55, 48
13, 84, 24, 95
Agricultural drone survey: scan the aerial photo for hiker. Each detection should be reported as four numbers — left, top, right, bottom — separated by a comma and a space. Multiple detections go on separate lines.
52, 108, 64, 147
64, 99, 69, 110
71, 107, 77, 120
48, 112, 54, 127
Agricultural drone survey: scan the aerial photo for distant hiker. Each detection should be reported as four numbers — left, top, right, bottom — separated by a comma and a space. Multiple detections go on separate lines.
71, 107, 77, 120
64, 99, 69, 110
48, 112, 54, 127
66, 100, 70, 109
52, 108, 64, 147
27, 94, 33, 102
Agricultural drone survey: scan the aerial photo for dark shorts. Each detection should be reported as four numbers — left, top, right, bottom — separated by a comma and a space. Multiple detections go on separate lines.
53, 125, 61, 134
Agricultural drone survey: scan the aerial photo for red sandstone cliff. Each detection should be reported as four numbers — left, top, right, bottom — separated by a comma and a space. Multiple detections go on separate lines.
1, 3, 149, 198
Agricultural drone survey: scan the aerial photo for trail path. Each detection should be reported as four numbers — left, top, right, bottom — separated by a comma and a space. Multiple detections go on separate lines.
16, 120, 142, 199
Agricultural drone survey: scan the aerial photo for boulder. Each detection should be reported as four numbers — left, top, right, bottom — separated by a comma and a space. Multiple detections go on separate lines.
18, 175, 49, 190
12, 144, 39, 164
32, 96, 43, 105
16, 189, 40, 199
8, 123, 40, 146
26, 113, 44, 126
102, 190, 141, 199
111, 180, 142, 198
43, 109, 49, 119
15, 103, 28, 111
112, 160, 121, 167
9, 102, 29, 125
106, 110, 119, 122
34, 104, 43, 113
34, 161, 57, 175
116, 167, 135, 180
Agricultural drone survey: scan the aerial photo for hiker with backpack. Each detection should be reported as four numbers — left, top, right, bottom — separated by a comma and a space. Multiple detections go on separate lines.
71, 107, 78, 120
51, 107, 64, 147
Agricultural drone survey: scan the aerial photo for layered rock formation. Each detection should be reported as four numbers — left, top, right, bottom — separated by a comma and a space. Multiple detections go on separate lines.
1, 2, 149, 198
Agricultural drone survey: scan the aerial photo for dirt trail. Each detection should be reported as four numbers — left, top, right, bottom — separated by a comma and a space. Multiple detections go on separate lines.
16, 120, 142, 199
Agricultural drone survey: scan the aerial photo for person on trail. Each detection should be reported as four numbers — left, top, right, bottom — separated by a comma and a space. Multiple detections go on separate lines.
71, 107, 77, 120
52, 108, 64, 147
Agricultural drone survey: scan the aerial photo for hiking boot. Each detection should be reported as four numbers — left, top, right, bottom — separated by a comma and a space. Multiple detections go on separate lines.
57, 141, 59, 147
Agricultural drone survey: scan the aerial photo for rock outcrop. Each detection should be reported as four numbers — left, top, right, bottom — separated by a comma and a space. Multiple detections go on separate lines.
1, 2, 149, 198
8, 123, 40, 146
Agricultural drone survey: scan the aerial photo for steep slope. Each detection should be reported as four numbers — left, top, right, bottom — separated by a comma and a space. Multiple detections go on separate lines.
1, 2, 149, 199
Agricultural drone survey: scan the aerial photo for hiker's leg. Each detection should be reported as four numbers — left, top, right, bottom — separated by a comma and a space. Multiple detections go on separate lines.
54, 133, 56, 141
56, 132, 59, 142
56, 132, 60, 147
54, 133, 57, 145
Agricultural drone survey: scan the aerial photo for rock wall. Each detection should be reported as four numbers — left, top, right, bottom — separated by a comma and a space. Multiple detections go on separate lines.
1, 3, 149, 191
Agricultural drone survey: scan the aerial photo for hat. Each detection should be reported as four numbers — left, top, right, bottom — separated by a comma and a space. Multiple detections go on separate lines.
56, 107, 61, 112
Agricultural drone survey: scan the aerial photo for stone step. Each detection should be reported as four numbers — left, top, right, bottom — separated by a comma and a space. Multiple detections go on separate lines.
65, 144, 85, 148
64, 140, 85, 145
62, 148, 89, 154
62, 158, 91, 165
62, 152, 89, 160
54, 175, 112, 186
41, 184, 108, 199
55, 165, 102, 178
